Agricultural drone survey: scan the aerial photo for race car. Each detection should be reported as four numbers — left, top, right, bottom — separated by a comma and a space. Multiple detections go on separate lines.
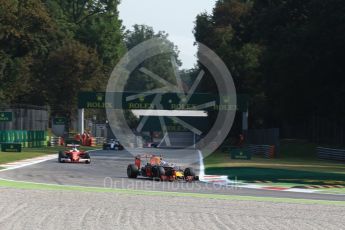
58, 144, 91, 164
102, 139, 124, 150
127, 154, 198, 182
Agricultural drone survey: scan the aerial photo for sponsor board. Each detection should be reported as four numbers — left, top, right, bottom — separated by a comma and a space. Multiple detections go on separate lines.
53, 117, 66, 125
0, 112, 13, 122
1, 143, 21, 152
230, 148, 251, 160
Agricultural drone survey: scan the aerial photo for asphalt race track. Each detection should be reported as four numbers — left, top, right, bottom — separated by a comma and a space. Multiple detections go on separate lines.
1, 149, 345, 201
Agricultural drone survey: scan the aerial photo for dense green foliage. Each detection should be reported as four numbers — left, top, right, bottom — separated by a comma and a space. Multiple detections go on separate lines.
194, 0, 345, 143
1, 0, 344, 144
124, 24, 181, 92
0, 0, 125, 119
121, 25, 182, 128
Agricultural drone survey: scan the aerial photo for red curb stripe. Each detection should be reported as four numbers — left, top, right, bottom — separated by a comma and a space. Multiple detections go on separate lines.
263, 187, 289, 191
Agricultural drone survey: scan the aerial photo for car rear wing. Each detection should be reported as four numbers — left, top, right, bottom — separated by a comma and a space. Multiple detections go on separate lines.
136, 153, 163, 158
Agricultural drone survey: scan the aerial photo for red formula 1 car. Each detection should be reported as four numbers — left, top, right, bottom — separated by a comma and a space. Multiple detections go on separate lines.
127, 154, 198, 182
58, 145, 91, 164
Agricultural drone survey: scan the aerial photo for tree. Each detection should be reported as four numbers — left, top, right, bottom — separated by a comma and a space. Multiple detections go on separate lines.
194, 0, 345, 144
195, 0, 260, 93
250, 0, 345, 128
46, 0, 125, 67
0, 0, 59, 104
123, 25, 181, 92
194, 0, 264, 131
44, 40, 102, 118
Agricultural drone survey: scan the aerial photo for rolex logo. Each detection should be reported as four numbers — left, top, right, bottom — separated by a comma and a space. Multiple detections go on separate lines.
96, 94, 103, 101
139, 95, 145, 102
223, 96, 230, 103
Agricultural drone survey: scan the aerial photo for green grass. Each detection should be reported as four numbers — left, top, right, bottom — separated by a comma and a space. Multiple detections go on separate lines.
0, 146, 100, 165
205, 140, 345, 186
1, 179, 345, 206
206, 167, 345, 185
318, 188, 345, 194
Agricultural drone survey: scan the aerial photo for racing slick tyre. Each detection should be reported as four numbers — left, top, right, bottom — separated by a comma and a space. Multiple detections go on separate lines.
165, 168, 173, 177
84, 152, 91, 164
152, 166, 165, 180
157, 166, 165, 178
127, 164, 139, 178
184, 168, 196, 177
58, 151, 66, 163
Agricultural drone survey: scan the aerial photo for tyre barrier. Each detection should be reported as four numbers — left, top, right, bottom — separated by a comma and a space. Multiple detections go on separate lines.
247, 144, 275, 158
317, 147, 345, 162
90, 137, 96, 147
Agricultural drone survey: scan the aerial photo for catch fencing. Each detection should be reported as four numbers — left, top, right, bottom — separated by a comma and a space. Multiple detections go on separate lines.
158, 132, 196, 148
0, 104, 48, 131
281, 115, 345, 146
244, 128, 280, 156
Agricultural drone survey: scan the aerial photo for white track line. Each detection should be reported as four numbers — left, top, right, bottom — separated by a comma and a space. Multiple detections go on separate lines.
0, 155, 57, 172
198, 150, 238, 185
198, 150, 205, 179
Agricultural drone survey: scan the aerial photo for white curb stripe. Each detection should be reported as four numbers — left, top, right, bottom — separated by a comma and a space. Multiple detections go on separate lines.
284, 188, 319, 193
0, 155, 57, 172
0, 149, 101, 172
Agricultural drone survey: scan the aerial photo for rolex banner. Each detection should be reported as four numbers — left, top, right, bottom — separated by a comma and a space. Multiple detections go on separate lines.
0, 112, 13, 122
1, 143, 22, 152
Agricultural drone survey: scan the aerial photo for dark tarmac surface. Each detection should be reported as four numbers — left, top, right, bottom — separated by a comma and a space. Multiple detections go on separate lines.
1, 149, 344, 201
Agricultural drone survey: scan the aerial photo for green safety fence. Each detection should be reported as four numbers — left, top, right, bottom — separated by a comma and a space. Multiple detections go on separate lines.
0, 130, 48, 148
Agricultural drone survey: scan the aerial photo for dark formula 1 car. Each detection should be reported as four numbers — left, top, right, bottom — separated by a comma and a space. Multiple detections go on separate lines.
58, 145, 91, 164
102, 139, 124, 150
127, 154, 198, 182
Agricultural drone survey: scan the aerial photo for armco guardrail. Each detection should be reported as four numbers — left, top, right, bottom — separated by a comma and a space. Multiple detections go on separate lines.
247, 144, 275, 158
317, 147, 345, 162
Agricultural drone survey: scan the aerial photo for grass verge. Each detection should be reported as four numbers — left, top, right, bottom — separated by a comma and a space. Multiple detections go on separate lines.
318, 188, 345, 194
0, 146, 100, 165
205, 140, 345, 186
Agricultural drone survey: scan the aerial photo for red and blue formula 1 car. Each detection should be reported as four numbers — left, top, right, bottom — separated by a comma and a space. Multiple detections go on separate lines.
127, 154, 198, 182
58, 145, 91, 164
